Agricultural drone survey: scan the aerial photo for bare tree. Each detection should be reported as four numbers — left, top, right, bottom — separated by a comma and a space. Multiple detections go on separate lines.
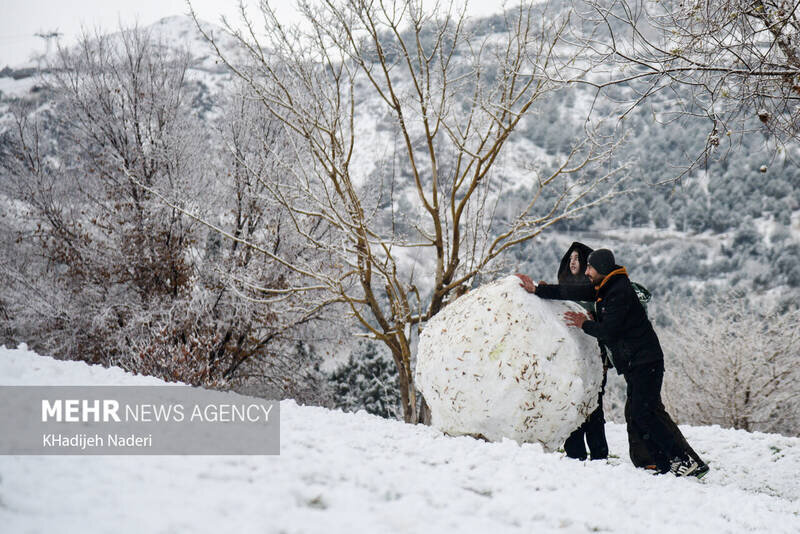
188, 0, 626, 422
661, 292, 800, 436
0, 25, 331, 401
576, 0, 800, 173
0, 26, 204, 366
184, 83, 338, 400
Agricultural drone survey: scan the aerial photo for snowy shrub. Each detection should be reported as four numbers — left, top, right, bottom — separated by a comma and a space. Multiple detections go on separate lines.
0, 26, 329, 398
661, 293, 800, 436
230, 341, 332, 406
772, 244, 800, 287
665, 248, 703, 277
329, 340, 401, 419
733, 221, 761, 248
651, 201, 671, 229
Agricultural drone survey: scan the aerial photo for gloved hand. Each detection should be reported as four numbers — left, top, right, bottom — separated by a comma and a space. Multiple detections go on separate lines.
564, 310, 589, 328
514, 273, 536, 293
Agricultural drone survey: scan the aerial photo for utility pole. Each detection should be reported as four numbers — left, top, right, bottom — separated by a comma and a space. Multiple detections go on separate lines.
34, 30, 62, 68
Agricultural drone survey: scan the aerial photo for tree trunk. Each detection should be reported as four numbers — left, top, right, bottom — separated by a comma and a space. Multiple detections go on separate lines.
388, 338, 427, 424
418, 396, 432, 426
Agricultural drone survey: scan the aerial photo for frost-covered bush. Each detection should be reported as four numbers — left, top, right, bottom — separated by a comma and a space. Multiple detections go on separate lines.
329, 340, 401, 419
733, 224, 761, 248
662, 293, 800, 436
0, 26, 328, 397
772, 244, 800, 287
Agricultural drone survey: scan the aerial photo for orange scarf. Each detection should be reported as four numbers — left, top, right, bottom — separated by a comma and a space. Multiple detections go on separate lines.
594, 266, 628, 293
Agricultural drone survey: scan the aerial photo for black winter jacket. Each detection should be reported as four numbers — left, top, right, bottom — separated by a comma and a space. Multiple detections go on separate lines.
535, 266, 663, 374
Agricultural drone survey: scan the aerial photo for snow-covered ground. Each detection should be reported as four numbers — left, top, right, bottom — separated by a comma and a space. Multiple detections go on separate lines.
0, 345, 798, 534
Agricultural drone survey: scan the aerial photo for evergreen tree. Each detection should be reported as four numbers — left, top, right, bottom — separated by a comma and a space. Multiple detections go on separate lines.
329, 340, 401, 419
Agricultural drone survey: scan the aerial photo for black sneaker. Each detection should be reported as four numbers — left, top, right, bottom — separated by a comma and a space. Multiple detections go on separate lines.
693, 462, 710, 479
669, 456, 699, 477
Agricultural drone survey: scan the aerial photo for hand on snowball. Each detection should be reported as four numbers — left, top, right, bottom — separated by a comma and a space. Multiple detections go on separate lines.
563, 310, 589, 329
515, 273, 537, 293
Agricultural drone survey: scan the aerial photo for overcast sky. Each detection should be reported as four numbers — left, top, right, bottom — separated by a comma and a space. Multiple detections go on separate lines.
0, 0, 512, 68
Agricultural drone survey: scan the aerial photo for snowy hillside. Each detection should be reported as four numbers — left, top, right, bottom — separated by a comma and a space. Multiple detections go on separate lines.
2, 12, 798, 306
1, 346, 798, 534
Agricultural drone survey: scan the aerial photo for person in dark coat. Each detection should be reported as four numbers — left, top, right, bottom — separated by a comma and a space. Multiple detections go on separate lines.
553, 242, 609, 461
517, 248, 707, 477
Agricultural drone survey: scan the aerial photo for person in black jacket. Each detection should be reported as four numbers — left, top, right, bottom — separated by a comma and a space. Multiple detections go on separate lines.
518, 248, 706, 478
551, 242, 609, 461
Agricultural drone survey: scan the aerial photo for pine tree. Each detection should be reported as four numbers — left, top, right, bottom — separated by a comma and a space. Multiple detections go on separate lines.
329, 340, 401, 419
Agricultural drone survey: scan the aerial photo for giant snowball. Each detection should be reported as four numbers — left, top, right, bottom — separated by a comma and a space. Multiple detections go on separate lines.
416, 275, 603, 451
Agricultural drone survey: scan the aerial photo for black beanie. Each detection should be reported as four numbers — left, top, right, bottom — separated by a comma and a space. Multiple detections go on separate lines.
587, 249, 615, 275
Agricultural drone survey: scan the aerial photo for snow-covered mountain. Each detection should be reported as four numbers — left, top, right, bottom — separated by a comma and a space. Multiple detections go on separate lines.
2, 12, 796, 305
1, 345, 798, 533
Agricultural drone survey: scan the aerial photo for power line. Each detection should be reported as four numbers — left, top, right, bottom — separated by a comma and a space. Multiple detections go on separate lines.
0, 34, 39, 41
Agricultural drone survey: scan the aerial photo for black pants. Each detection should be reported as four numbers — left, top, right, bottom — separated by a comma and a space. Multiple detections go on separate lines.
624, 360, 690, 471
626, 399, 703, 468
564, 368, 609, 461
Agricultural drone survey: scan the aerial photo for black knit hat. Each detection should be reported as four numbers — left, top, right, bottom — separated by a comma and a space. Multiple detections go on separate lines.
587, 248, 615, 275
